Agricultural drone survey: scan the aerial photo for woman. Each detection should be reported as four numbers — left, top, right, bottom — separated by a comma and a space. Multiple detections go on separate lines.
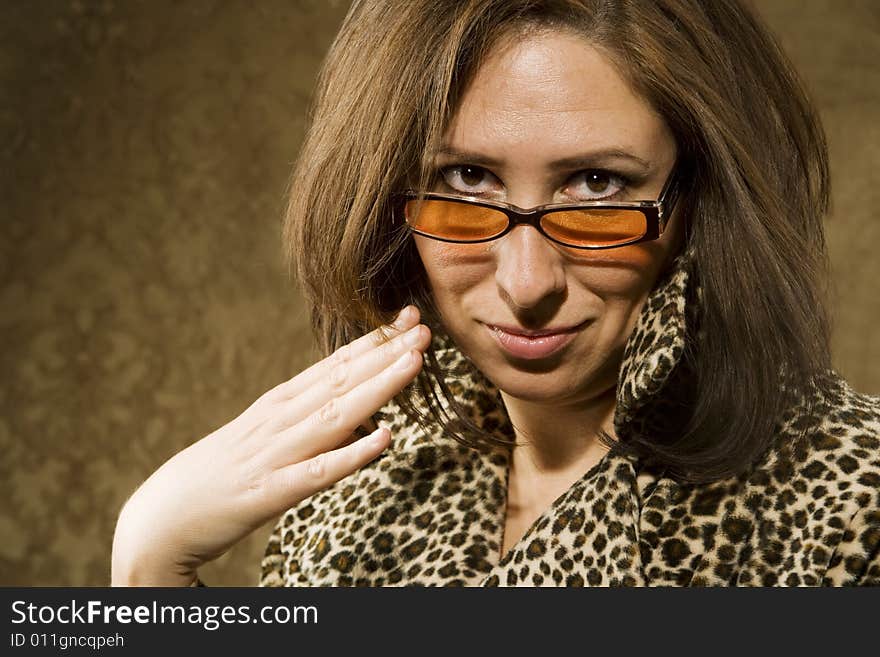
112, 0, 880, 587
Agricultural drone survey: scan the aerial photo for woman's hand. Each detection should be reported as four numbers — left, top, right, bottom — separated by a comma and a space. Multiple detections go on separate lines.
111, 305, 431, 586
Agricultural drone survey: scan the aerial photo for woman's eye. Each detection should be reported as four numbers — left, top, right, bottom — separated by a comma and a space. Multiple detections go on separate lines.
440, 165, 498, 194
566, 170, 627, 201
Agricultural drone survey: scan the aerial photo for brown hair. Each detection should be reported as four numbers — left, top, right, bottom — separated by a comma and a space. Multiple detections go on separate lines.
284, 0, 831, 483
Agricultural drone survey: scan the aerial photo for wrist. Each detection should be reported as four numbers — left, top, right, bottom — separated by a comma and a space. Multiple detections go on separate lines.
111, 549, 198, 587
111, 504, 196, 587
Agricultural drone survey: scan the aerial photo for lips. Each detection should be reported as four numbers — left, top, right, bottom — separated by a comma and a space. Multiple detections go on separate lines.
489, 324, 582, 337
485, 321, 586, 359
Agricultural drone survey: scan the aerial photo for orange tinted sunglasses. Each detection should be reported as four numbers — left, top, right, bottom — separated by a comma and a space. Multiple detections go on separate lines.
395, 169, 681, 249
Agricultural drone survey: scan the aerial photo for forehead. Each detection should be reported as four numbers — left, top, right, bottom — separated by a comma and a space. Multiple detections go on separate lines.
442, 29, 672, 161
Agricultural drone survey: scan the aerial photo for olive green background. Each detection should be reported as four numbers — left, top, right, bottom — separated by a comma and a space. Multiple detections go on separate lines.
1, 1, 877, 586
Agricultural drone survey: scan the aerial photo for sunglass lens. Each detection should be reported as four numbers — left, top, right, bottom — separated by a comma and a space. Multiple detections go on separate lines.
404, 199, 507, 241
541, 209, 647, 247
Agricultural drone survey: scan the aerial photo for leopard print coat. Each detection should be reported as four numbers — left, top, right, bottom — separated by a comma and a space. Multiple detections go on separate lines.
260, 257, 880, 587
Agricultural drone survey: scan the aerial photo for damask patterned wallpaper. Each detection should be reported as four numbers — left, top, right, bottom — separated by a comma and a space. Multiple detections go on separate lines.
1, 1, 877, 586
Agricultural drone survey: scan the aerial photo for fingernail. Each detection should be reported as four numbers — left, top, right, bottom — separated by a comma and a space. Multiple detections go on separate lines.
368, 427, 389, 449
392, 306, 412, 329
404, 324, 424, 347
393, 350, 416, 371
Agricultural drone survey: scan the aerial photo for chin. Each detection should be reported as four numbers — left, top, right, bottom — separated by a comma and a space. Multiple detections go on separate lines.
465, 348, 615, 405
491, 375, 580, 403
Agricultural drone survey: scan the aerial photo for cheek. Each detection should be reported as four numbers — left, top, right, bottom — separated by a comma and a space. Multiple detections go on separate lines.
567, 243, 670, 299
415, 238, 492, 296
593, 244, 662, 268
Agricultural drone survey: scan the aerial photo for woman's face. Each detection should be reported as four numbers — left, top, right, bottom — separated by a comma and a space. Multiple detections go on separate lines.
415, 29, 682, 406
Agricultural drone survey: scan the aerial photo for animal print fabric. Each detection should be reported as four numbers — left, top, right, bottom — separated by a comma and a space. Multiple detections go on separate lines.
260, 256, 880, 586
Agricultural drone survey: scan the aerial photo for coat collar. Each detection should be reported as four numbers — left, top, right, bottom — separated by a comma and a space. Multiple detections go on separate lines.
376, 253, 695, 585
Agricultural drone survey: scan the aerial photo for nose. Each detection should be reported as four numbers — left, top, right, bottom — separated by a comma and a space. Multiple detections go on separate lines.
494, 225, 566, 313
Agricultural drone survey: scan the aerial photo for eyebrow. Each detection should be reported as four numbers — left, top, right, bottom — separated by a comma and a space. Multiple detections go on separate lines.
432, 147, 653, 172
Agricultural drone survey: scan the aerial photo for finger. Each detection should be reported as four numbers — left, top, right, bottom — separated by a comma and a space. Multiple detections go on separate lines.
267, 347, 423, 467
268, 322, 431, 433
262, 426, 392, 513
266, 305, 421, 404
